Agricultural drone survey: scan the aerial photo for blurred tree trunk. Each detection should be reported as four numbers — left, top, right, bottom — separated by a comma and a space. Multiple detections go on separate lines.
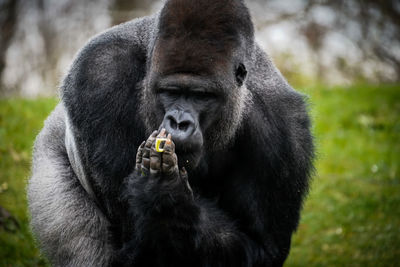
0, 0, 18, 90
37, 0, 58, 90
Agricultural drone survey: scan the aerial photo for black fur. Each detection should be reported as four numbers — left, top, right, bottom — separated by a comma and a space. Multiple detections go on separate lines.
29, 0, 313, 266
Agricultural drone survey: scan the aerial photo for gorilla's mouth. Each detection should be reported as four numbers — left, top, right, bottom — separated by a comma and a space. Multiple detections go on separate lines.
176, 149, 202, 171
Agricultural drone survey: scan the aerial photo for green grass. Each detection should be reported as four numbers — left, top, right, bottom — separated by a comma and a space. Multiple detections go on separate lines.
286, 84, 400, 266
0, 84, 399, 266
0, 98, 57, 266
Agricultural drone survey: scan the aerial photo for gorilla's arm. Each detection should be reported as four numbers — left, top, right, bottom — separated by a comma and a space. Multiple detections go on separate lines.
118, 127, 305, 267
121, 179, 269, 267
121, 174, 292, 267
28, 104, 114, 266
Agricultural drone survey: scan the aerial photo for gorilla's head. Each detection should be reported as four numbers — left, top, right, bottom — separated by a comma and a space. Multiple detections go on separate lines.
141, 0, 255, 170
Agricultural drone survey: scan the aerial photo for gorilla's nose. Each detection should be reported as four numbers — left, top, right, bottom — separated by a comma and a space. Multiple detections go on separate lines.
162, 111, 196, 141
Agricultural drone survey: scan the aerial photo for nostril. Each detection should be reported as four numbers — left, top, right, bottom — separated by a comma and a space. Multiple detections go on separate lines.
167, 115, 178, 130
178, 121, 190, 131
170, 120, 177, 130
164, 112, 195, 134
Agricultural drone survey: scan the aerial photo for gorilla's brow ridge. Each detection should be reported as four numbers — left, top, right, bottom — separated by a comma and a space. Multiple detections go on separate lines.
155, 74, 223, 93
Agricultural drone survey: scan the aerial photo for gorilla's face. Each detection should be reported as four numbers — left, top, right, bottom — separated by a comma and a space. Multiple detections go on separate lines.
151, 73, 222, 169
141, 40, 250, 170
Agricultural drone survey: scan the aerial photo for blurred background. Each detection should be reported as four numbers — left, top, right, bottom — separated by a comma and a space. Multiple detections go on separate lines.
1, 0, 400, 96
0, 0, 399, 266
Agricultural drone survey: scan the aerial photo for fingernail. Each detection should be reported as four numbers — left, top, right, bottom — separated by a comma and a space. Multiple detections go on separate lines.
160, 128, 166, 136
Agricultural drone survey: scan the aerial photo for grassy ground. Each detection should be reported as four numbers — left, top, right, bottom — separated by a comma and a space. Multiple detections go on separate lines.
286, 84, 400, 266
0, 99, 57, 266
0, 85, 399, 266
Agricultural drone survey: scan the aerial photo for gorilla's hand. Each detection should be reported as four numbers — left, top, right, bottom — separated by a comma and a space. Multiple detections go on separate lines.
120, 131, 200, 265
138, 129, 181, 179
131, 129, 193, 213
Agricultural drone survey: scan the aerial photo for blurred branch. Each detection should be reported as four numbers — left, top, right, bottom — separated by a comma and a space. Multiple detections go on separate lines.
373, 45, 400, 75
255, 0, 316, 27
253, 0, 400, 83
0, 0, 18, 88
110, 0, 156, 25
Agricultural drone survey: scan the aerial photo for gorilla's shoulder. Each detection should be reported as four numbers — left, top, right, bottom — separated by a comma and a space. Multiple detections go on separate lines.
33, 104, 66, 158
248, 45, 309, 117
62, 15, 156, 98
79, 14, 156, 60
242, 45, 311, 153
61, 15, 158, 125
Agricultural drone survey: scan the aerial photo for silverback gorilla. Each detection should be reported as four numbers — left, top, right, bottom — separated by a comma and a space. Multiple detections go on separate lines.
28, 0, 313, 266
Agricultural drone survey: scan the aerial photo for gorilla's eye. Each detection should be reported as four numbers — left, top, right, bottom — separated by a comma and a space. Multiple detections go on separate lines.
165, 90, 181, 96
158, 87, 181, 97
192, 91, 217, 100
158, 87, 217, 101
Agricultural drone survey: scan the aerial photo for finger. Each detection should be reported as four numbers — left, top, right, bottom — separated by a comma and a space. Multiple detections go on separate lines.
140, 165, 149, 177
154, 128, 167, 147
162, 133, 175, 154
150, 144, 162, 176
149, 128, 164, 176
180, 167, 189, 182
142, 157, 150, 171
180, 167, 193, 196
135, 141, 145, 170
162, 134, 178, 175
162, 153, 178, 175
145, 130, 158, 149
157, 128, 167, 138
143, 130, 158, 160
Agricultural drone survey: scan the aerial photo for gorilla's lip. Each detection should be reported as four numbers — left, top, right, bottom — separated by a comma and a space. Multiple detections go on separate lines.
175, 151, 199, 162
176, 150, 202, 170
175, 146, 202, 157
175, 146, 202, 160
173, 138, 203, 153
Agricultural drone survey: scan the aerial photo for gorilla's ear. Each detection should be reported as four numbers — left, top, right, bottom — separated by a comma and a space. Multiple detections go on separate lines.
235, 63, 247, 86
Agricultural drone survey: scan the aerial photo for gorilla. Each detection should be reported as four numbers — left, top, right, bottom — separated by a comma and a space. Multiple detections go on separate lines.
28, 0, 313, 266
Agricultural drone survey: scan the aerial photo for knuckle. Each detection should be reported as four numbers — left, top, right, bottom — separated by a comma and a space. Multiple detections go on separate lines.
142, 158, 150, 168
150, 162, 160, 170
163, 155, 177, 165
162, 149, 173, 156
143, 147, 151, 156
162, 164, 178, 175
146, 138, 155, 146
162, 163, 171, 170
